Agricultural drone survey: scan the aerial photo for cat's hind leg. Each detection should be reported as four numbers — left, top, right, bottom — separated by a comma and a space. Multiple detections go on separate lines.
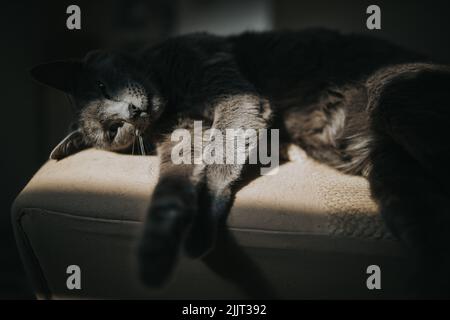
367, 63, 450, 297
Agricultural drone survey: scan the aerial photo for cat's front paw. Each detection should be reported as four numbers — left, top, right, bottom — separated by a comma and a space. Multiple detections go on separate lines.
137, 228, 179, 287
137, 198, 187, 287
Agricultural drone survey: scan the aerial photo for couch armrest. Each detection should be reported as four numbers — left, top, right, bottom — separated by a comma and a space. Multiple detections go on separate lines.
12, 147, 409, 299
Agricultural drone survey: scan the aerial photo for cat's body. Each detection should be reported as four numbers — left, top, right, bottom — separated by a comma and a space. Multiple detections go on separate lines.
31, 29, 450, 297
137, 29, 428, 176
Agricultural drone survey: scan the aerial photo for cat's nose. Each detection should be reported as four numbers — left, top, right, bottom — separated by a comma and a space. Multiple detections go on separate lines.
128, 104, 141, 119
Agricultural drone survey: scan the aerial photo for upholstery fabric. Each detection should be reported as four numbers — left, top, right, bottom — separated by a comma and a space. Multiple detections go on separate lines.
12, 147, 411, 299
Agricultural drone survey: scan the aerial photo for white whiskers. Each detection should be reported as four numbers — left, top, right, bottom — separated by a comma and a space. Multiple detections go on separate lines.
134, 129, 146, 156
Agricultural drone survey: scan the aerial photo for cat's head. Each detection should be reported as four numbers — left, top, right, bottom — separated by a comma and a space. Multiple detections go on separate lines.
30, 50, 164, 159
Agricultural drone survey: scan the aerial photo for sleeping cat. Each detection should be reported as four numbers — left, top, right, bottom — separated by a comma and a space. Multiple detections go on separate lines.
31, 29, 450, 297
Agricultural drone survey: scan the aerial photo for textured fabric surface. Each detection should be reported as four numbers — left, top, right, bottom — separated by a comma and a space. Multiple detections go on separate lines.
12, 146, 409, 299
13, 146, 388, 239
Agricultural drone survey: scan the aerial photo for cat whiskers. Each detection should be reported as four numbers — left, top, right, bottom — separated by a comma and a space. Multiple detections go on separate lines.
133, 129, 146, 156
131, 130, 136, 155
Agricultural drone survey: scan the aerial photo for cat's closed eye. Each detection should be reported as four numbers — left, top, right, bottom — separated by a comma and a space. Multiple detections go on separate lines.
97, 81, 111, 99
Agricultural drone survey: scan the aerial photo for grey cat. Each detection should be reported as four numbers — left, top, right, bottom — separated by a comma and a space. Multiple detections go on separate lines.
31, 29, 450, 298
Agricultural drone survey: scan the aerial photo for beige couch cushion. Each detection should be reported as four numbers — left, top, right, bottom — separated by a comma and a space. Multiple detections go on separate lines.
14, 146, 388, 237
12, 146, 410, 299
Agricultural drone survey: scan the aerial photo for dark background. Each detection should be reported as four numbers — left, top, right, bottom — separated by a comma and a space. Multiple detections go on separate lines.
1, 0, 450, 299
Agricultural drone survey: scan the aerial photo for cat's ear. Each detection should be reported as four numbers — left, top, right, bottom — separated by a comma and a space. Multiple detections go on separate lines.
50, 130, 88, 160
30, 60, 82, 93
